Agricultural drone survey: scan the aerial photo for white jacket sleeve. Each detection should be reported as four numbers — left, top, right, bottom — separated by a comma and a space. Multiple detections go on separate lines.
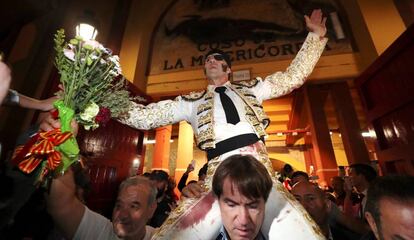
253, 32, 328, 102
118, 96, 192, 130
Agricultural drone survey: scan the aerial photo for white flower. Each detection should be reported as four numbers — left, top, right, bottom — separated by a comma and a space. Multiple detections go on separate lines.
83, 40, 104, 50
109, 55, 122, 75
63, 49, 75, 61
84, 122, 99, 130
80, 102, 100, 122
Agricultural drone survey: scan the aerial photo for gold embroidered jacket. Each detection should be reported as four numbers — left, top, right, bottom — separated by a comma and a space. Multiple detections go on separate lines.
119, 32, 327, 150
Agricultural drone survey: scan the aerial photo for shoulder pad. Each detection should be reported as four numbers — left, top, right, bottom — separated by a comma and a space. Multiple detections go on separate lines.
231, 78, 260, 88
181, 90, 207, 101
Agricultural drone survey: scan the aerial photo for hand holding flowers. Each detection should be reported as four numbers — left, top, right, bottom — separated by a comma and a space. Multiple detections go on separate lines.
12, 29, 132, 185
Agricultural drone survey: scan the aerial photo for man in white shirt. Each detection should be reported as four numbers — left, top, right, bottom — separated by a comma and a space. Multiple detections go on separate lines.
46, 168, 157, 240
118, 10, 328, 238
120, 9, 327, 187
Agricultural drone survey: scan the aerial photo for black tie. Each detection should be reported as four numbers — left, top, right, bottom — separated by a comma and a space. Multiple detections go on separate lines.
215, 86, 240, 124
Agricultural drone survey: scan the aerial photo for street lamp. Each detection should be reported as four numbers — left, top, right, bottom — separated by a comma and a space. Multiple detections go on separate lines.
76, 23, 98, 40
75, 10, 99, 40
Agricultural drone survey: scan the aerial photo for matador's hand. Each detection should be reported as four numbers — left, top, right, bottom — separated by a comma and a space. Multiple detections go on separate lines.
305, 9, 327, 38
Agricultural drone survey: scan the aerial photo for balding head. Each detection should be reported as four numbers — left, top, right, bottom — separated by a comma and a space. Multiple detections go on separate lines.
291, 181, 328, 226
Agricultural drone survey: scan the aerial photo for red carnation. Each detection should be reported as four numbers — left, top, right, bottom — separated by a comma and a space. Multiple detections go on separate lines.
95, 107, 111, 126
50, 109, 59, 119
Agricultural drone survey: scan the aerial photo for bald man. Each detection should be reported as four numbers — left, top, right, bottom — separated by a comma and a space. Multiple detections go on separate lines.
292, 181, 368, 240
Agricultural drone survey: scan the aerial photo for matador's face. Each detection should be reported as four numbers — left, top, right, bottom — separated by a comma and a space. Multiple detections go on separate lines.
204, 54, 231, 86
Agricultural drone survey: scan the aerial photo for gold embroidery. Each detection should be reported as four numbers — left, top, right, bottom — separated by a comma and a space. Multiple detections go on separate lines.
197, 111, 212, 128
195, 90, 215, 150
118, 100, 177, 130
196, 127, 215, 149
196, 102, 212, 115
181, 90, 207, 101
230, 84, 270, 134
232, 78, 259, 88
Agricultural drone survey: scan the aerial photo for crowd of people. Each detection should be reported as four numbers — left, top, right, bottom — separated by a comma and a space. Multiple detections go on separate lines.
1, 8, 413, 240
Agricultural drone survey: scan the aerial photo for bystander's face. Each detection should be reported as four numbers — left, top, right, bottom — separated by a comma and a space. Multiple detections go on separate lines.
330, 177, 345, 195
112, 185, 156, 239
366, 198, 414, 240
291, 175, 308, 186
349, 168, 364, 192
292, 182, 328, 226
204, 54, 230, 85
218, 177, 265, 240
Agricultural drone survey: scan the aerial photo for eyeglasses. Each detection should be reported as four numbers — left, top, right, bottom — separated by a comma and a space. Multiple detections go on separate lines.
206, 54, 225, 62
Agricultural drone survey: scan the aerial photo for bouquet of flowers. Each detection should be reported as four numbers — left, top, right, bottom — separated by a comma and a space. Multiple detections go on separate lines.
12, 29, 132, 185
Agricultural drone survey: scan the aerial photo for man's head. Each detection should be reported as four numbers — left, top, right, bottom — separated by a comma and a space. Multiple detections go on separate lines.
212, 154, 272, 240
349, 164, 377, 192
198, 163, 208, 181
204, 50, 232, 86
112, 176, 157, 239
291, 171, 309, 186
282, 163, 293, 178
291, 181, 329, 227
149, 170, 169, 198
330, 176, 345, 195
365, 176, 414, 240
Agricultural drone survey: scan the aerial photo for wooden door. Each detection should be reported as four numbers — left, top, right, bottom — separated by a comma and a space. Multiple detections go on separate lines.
77, 119, 145, 218
355, 24, 414, 176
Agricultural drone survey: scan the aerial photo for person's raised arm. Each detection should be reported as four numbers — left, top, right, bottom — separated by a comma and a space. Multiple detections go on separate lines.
18, 94, 58, 111
41, 114, 83, 239
178, 163, 194, 192
46, 167, 85, 239
253, 9, 328, 102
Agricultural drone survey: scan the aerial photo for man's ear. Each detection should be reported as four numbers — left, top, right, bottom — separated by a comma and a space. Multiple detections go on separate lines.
365, 212, 380, 239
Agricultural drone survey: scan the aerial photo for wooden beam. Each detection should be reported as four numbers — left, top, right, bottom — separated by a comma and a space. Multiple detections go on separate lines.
267, 114, 290, 122
286, 89, 305, 145
304, 85, 338, 182
330, 82, 371, 164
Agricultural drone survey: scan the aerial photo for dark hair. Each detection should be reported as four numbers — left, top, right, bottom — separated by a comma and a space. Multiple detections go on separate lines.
349, 163, 377, 182
212, 155, 272, 201
283, 164, 293, 174
198, 163, 208, 178
291, 171, 309, 181
149, 170, 169, 182
205, 49, 232, 68
365, 176, 414, 236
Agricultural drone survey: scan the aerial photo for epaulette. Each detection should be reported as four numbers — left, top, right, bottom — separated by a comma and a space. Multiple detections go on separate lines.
181, 90, 207, 101
231, 78, 260, 88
